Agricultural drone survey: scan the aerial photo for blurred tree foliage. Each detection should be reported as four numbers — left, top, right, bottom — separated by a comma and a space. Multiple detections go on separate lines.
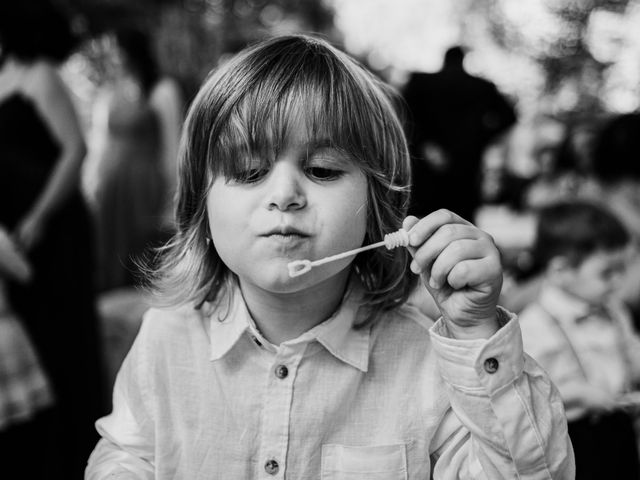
61, 0, 638, 119
65, 0, 334, 98
473, 0, 633, 116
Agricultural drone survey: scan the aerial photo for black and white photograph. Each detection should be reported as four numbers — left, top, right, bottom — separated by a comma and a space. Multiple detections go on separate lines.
2, 1, 640, 478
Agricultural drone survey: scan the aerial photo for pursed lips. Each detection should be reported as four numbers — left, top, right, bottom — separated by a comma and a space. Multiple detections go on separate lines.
262, 226, 311, 238
260, 227, 312, 251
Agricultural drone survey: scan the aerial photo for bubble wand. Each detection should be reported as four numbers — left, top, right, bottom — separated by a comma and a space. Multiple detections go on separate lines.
287, 229, 410, 278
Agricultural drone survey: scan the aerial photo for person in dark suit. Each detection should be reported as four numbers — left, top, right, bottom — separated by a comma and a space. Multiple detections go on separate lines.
402, 46, 516, 221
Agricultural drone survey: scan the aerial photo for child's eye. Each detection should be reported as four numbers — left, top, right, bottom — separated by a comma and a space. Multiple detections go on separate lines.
232, 168, 269, 184
306, 167, 344, 181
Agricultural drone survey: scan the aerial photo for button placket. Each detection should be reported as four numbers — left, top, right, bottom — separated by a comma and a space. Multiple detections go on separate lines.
484, 357, 499, 374
258, 343, 306, 479
264, 459, 279, 475
275, 364, 288, 379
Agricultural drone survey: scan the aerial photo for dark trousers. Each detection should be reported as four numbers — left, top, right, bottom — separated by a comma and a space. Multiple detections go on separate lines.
569, 411, 640, 480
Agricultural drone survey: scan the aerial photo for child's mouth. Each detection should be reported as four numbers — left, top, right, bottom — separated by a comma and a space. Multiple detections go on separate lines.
268, 233, 308, 242
262, 230, 311, 252
263, 225, 310, 238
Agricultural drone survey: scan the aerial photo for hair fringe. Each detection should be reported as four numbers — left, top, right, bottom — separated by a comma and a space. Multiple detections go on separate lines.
143, 34, 417, 322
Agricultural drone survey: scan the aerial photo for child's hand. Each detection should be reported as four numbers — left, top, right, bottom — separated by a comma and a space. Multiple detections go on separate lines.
403, 211, 502, 339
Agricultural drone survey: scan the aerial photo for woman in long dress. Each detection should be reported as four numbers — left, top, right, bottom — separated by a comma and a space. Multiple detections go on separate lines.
0, 2, 107, 478
87, 27, 183, 292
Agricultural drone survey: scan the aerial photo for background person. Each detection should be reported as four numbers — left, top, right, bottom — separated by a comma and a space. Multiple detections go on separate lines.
519, 200, 640, 480
86, 26, 183, 292
402, 45, 517, 222
0, 1, 107, 477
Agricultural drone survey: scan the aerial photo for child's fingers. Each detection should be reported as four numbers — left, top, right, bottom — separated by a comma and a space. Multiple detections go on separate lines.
406, 209, 472, 248
443, 256, 502, 291
402, 215, 420, 233
427, 239, 488, 288
409, 224, 482, 274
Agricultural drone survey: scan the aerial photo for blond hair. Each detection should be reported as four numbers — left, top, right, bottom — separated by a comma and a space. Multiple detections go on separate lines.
144, 34, 416, 324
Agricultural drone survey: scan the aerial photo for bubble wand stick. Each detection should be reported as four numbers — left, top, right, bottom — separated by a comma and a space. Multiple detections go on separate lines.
288, 229, 409, 278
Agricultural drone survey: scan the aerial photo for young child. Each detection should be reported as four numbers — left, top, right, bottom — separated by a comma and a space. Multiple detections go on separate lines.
519, 200, 640, 480
86, 35, 573, 479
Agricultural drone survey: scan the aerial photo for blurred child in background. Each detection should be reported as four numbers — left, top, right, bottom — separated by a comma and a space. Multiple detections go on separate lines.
519, 200, 640, 480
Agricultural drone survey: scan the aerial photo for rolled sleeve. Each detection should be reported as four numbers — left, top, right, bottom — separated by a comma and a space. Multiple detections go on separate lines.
430, 307, 523, 395
429, 307, 575, 479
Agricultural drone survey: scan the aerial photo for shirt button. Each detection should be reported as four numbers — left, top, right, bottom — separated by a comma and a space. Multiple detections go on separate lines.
275, 365, 288, 379
484, 357, 499, 374
264, 459, 279, 475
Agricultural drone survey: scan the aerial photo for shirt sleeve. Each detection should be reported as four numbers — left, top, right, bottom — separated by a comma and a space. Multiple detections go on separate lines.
611, 302, 640, 384
85, 314, 156, 480
428, 307, 575, 479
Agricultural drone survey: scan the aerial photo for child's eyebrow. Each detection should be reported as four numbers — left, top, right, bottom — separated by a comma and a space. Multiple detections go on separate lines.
308, 138, 333, 150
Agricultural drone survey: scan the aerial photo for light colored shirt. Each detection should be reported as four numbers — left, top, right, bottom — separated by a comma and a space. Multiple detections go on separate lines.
86, 283, 573, 479
519, 284, 640, 421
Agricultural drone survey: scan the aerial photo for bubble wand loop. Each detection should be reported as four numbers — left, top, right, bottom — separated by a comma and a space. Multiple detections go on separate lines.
288, 229, 409, 278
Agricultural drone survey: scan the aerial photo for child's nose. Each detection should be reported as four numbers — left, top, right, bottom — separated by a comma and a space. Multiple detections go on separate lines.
265, 164, 306, 211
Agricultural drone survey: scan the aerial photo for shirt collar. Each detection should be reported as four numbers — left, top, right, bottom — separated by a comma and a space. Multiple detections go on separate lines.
309, 282, 370, 372
206, 288, 250, 361
205, 279, 371, 372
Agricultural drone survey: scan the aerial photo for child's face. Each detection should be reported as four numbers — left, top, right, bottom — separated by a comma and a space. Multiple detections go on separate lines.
560, 248, 628, 306
207, 123, 368, 294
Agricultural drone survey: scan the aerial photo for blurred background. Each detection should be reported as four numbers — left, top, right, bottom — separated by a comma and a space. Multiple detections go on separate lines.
62, 0, 640, 135
64, 0, 640, 106
49, 0, 640, 396
61, 0, 640, 250
3, 1, 640, 476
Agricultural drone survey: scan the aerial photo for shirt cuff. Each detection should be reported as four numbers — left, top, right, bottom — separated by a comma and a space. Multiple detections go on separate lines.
428, 306, 524, 395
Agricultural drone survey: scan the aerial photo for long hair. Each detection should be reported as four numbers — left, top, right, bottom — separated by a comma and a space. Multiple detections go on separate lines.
145, 34, 416, 323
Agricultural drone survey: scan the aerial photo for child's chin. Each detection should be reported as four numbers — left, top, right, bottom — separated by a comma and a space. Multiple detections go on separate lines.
248, 270, 309, 292
258, 271, 326, 294
245, 262, 349, 294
